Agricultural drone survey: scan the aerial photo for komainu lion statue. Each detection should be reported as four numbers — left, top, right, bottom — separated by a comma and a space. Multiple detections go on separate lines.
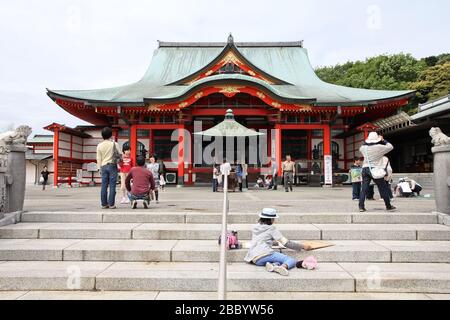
429, 127, 450, 147
0, 125, 32, 149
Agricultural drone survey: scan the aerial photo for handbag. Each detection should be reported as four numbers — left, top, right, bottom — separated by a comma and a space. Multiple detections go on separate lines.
111, 141, 121, 165
362, 146, 387, 180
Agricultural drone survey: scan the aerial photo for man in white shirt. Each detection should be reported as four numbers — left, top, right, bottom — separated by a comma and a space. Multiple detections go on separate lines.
220, 159, 231, 189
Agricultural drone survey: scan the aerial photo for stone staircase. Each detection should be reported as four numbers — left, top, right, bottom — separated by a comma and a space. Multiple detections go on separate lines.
1, 210, 450, 299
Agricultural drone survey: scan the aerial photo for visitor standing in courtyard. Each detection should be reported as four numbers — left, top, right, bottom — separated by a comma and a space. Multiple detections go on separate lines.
244, 208, 314, 276
147, 155, 161, 204
271, 158, 278, 190
282, 155, 295, 192
118, 145, 133, 204
212, 164, 219, 192
359, 132, 396, 212
40, 165, 50, 191
125, 156, 155, 209
349, 157, 362, 200
96, 127, 121, 209
236, 163, 244, 192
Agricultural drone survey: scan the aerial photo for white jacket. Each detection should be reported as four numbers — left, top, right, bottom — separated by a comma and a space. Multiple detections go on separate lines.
360, 142, 393, 168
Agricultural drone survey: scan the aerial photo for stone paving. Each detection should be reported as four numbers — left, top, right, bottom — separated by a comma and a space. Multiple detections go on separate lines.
23, 184, 435, 213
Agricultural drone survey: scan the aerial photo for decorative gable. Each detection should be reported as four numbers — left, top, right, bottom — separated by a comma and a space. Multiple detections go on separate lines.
168, 37, 291, 86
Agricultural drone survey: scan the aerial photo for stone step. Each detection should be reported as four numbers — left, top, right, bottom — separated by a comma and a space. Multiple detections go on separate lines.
21, 211, 438, 224
3, 290, 443, 300
2, 261, 450, 293
1, 223, 450, 240
2, 239, 450, 263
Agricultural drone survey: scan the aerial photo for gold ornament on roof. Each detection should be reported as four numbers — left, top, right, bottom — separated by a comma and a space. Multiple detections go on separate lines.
221, 51, 242, 65
216, 86, 243, 98
148, 104, 164, 111
271, 102, 281, 108
179, 102, 188, 108
194, 92, 204, 99
247, 70, 256, 76
294, 104, 313, 111
256, 92, 266, 99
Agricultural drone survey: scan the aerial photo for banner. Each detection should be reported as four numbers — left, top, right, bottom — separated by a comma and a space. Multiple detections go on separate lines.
324, 155, 333, 184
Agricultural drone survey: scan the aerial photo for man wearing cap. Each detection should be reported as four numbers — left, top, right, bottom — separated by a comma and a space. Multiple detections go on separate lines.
244, 208, 313, 276
359, 132, 396, 212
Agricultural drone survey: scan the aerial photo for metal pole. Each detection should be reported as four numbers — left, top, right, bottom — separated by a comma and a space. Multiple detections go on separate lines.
218, 172, 228, 300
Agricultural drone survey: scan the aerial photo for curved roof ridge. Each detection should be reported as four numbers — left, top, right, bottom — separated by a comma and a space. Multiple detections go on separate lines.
158, 41, 304, 48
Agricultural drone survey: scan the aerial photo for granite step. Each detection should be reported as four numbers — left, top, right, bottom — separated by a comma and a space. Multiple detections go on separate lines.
2, 261, 450, 293
21, 211, 439, 225
2, 239, 450, 263
1, 223, 449, 240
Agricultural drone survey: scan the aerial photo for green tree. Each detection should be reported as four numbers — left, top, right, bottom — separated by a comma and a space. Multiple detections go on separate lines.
316, 52, 449, 114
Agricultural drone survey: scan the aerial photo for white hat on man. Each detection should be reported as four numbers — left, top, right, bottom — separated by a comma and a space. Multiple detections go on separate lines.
365, 132, 382, 144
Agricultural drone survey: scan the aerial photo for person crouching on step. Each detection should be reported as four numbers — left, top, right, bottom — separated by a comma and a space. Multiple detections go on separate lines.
244, 208, 313, 276
125, 156, 155, 209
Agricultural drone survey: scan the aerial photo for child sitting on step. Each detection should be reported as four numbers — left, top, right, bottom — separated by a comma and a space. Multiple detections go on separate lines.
244, 208, 315, 276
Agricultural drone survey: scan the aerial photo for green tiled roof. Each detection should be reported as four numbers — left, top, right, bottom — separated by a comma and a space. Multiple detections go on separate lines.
28, 135, 53, 144
48, 40, 415, 105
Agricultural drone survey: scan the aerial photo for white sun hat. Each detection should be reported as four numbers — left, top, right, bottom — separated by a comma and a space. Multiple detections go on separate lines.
365, 132, 382, 144
258, 208, 279, 219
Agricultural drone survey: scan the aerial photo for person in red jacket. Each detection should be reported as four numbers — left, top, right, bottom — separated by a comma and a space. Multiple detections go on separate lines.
118, 145, 133, 204
125, 156, 155, 209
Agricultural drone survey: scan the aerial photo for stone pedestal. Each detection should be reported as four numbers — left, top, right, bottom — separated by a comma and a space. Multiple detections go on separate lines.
7, 146, 27, 212
432, 145, 450, 214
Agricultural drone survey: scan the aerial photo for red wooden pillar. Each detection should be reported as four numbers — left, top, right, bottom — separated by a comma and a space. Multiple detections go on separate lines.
186, 126, 193, 185
307, 130, 312, 170
323, 125, 331, 156
323, 124, 332, 184
53, 128, 59, 187
275, 124, 282, 177
177, 125, 185, 186
130, 125, 138, 164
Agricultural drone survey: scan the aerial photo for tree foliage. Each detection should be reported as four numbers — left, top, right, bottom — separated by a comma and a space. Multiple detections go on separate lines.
315, 53, 450, 114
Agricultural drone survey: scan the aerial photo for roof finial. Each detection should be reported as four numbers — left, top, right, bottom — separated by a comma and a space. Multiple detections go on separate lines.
227, 33, 234, 44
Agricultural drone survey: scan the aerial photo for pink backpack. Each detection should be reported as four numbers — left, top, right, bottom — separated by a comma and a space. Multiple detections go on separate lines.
218, 231, 239, 250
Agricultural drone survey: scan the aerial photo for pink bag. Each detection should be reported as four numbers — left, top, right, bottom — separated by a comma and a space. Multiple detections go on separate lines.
301, 256, 318, 270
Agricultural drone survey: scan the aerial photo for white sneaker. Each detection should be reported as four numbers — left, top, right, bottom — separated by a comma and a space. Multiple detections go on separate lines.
273, 265, 289, 276
120, 197, 127, 204
265, 262, 274, 272
124, 198, 131, 204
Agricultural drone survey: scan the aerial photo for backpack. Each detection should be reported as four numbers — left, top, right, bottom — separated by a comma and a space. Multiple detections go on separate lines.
218, 230, 240, 250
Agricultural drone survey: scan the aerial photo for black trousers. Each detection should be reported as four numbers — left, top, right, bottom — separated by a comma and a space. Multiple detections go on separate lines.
359, 167, 392, 209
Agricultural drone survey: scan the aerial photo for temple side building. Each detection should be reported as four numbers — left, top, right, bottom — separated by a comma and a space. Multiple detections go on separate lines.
44, 35, 415, 186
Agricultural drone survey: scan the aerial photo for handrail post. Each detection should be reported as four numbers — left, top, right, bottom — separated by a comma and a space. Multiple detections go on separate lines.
218, 173, 228, 300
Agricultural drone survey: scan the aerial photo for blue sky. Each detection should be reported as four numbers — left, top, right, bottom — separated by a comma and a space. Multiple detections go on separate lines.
1, 0, 449, 134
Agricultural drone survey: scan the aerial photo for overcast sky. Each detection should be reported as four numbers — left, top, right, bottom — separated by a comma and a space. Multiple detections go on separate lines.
1, 0, 449, 135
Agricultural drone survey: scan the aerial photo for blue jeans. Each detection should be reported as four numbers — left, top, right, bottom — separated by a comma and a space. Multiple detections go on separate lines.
101, 164, 118, 207
128, 192, 150, 201
352, 182, 361, 200
254, 252, 297, 270
359, 167, 391, 209
212, 179, 218, 192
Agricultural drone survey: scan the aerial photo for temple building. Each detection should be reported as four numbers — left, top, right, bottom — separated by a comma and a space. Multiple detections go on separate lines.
45, 35, 415, 187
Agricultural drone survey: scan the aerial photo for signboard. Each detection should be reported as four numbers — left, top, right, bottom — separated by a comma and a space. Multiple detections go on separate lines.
324, 155, 333, 185
86, 162, 98, 172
